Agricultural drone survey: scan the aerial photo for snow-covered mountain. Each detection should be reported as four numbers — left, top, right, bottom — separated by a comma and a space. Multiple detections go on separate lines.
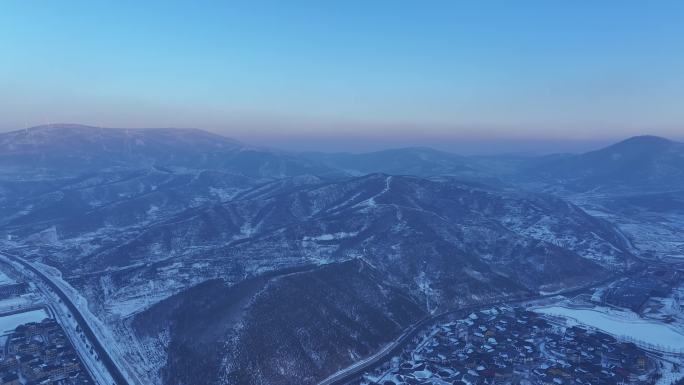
520, 135, 684, 192
83, 173, 633, 385
5, 171, 635, 311
302, 147, 478, 176
81, 173, 634, 288
0, 124, 339, 179
134, 260, 425, 385
3, 125, 679, 385
509, 136, 684, 261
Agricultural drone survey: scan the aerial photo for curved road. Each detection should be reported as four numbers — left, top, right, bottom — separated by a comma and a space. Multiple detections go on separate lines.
1, 248, 640, 385
1, 250, 130, 385
318, 266, 642, 385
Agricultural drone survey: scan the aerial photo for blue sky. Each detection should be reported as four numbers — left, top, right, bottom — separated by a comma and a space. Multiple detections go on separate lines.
1, 1, 683, 153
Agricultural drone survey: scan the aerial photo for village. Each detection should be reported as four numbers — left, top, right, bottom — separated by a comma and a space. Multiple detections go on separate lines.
603, 265, 683, 315
361, 307, 666, 385
0, 265, 94, 385
0, 318, 94, 385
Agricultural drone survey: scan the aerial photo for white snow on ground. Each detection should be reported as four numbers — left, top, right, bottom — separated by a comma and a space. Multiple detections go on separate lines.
0, 269, 15, 285
591, 286, 607, 302
508, 213, 622, 266
47, 296, 116, 385
572, 194, 684, 261
655, 360, 684, 385
618, 218, 684, 260
209, 187, 240, 201
101, 272, 196, 319
319, 322, 417, 385
0, 308, 48, 334
31, 261, 146, 385
240, 221, 256, 237
534, 305, 684, 352
642, 281, 684, 335
0, 295, 36, 313
300, 232, 363, 265
0, 255, 117, 385
302, 232, 358, 241
357, 176, 392, 209
415, 272, 438, 314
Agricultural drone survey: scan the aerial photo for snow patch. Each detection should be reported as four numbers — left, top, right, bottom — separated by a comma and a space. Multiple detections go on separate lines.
0, 308, 49, 334
534, 305, 684, 352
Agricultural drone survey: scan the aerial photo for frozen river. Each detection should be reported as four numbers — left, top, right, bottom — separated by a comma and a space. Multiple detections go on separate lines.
534, 306, 684, 352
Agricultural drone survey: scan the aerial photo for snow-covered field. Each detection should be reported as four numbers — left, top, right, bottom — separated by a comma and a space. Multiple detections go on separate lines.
0, 308, 49, 334
534, 305, 684, 352
643, 283, 684, 333
0, 295, 36, 313
572, 195, 684, 261
0, 269, 16, 285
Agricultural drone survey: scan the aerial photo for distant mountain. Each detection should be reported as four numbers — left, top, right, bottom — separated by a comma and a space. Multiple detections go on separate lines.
0, 124, 339, 179
301, 147, 492, 179
0, 123, 242, 153
0, 168, 257, 238
522, 135, 684, 192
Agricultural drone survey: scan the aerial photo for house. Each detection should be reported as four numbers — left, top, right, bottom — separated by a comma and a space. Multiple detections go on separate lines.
1, 373, 20, 385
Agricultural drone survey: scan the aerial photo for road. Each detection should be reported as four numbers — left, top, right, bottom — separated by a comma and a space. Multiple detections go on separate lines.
0, 250, 130, 385
0, 248, 640, 385
317, 297, 538, 385
317, 266, 641, 385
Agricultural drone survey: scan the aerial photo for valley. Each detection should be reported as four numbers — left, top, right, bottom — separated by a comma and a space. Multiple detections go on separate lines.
1, 125, 683, 385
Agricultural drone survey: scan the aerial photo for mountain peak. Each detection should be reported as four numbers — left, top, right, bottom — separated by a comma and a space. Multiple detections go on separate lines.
591, 135, 680, 159
21, 124, 235, 140
1, 124, 244, 152
613, 135, 673, 147
27, 123, 97, 131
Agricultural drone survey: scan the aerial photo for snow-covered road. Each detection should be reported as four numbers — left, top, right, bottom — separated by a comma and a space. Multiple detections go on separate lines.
0, 251, 130, 385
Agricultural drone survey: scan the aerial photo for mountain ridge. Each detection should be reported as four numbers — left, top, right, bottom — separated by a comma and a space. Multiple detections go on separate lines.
0, 124, 341, 180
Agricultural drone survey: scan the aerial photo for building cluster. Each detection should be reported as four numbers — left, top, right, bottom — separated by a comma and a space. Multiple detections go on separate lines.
0, 283, 28, 300
363, 307, 660, 385
604, 265, 682, 312
0, 318, 93, 385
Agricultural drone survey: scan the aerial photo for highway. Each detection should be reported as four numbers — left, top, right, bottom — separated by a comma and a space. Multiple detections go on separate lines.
0, 250, 130, 385
317, 267, 641, 385
0, 247, 640, 385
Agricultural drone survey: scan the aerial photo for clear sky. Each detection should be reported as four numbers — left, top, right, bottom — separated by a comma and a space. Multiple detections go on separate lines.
1, 1, 683, 153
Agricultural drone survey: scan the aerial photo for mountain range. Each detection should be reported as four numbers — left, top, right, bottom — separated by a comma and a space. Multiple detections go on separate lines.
1, 124, 682, 385
522, 135, 684, 192
0, 124, 338, 179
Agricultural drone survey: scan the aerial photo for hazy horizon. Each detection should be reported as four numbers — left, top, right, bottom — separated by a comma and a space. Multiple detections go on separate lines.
3, 3, 684, 384
4, 122, 681, 156
2, 1, 684, 154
